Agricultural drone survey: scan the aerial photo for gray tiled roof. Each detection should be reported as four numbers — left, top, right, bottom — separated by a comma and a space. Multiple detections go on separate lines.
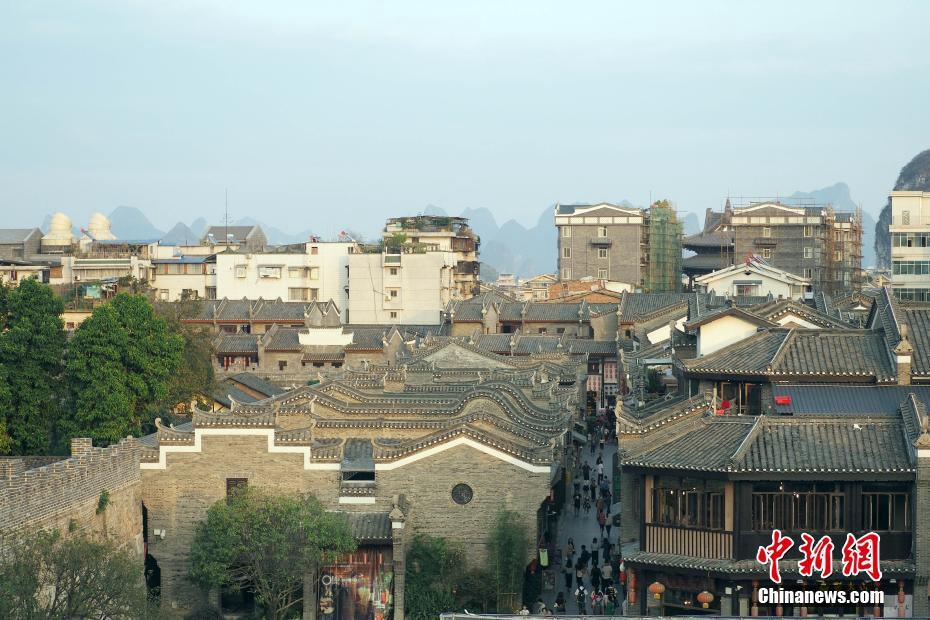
341, 438, 374, 471
624, 415, 915, 474
620, 293, 694, 321
0, 228, 42, 244
513, 335, 561, 355
473, 333, 512, 353
683, 329, 787, 375
773, 385, 930, 416
902, 305, 930, 375
683, 329, 896, 381
302, 345, 346, 361
343, 512, 392, 542
682, 254, 731, 271
682, 230, 734, 249
565, 339, 617, 355
202, 225, 260, 242
773, 331, 894, 380
738, 417, 913, 473
215, 334, 259, 353
624, 418, 756, 470
264, 328, 301, 351
228, 373, 286, 398
192, 299, 332, 322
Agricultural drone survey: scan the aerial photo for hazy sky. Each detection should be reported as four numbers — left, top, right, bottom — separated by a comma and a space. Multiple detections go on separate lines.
2, 1, 929, 235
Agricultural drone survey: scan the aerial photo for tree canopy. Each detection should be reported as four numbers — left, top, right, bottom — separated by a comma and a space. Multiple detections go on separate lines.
0, 529, 155, 619
63, 293, 183, 445
152, 297, 216, 414
488, 510, 530, 610
190, 489, 356, 620
0, 279, 66, 454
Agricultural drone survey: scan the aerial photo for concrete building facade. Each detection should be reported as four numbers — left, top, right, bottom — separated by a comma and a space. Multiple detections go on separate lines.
890, 190, 930, 301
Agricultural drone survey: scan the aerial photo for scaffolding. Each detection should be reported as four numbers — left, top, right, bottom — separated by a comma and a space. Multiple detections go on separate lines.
644, 200, 683, 292
822, 205, 864, 295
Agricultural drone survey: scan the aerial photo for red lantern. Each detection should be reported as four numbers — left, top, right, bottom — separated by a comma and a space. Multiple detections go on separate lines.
697, 591, 714, 609
648, 581, 666, 599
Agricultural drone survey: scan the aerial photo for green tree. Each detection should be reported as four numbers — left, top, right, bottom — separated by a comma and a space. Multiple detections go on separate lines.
64, 293, 183, 445
0, 529, 156, 619
488, 510, 530, 610
0, 278, 66, 454
404, 534, 465, 620
190, 489, 356, 620
153, 297, 216, 414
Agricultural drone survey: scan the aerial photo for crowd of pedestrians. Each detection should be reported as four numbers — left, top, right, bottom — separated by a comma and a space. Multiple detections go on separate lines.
543, 417, 626, 616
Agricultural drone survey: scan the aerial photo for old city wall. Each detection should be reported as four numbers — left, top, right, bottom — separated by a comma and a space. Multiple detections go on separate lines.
0, 437, 143, 556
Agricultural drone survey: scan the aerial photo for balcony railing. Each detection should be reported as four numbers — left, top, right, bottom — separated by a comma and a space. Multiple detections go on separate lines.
645, 523, 734, 560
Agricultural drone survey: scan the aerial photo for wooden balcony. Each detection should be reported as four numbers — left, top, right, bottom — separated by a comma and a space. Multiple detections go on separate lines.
645, 523, 734, 560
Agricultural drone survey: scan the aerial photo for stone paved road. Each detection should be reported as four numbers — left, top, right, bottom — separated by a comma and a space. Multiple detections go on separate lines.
542, 438, 621, 616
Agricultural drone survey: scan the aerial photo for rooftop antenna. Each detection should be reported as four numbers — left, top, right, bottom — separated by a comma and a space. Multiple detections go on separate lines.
224, 188, 228, 246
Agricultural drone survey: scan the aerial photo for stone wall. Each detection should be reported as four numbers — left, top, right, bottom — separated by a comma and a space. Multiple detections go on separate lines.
0, 437, 143, 557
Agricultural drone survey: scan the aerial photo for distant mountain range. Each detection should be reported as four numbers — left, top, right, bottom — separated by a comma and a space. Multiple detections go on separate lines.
36, 182, 879, 276
788, 182, 877, 269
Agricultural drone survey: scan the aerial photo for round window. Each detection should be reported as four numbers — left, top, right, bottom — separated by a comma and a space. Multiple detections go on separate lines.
451, 483, 473, 505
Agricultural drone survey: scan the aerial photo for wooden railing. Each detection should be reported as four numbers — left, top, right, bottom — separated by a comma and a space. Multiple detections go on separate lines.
645, 523, 734, 560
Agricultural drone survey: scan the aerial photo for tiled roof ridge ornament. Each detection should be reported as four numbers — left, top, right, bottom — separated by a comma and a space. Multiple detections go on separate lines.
895, 323, 914, 355
915, 407, 930, 450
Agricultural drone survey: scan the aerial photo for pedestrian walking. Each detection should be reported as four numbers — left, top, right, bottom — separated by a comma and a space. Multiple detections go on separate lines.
591, 537, 599, 567
591, 590, 604, 615
589, 480, 596, 502
579, 545, 590, 567
600, 560, 613, 586
609, 512, 619, 538
575, 562, 586, 591
575, 585, 588, 614
565, 537, 575, 561
591, 563, 601, 591
597, 509, 607, 535
599, 435, 606, 453
597, 461, 605, 481
596, 496, 605, 514
563, 557, 574, 590
572, 492, 581, 517
554, 592, 566, 615
582, 494, 591, 515
582, 461, 591, 481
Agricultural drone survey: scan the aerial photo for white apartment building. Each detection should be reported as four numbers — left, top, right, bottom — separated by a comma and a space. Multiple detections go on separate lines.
214, 242, 356, 320
150, 255, 217, 301
348, 250, 456, 325
890, 190, 930, 301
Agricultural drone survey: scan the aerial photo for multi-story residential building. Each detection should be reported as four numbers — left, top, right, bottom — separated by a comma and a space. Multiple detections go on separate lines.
695, 199, 863, 296
555, 201, 682, 291
890, 190, 930, 301
212, 242, 356, 318
382, 216, 480, 298
348, 249, 455, 325
150, 254, 217, 301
